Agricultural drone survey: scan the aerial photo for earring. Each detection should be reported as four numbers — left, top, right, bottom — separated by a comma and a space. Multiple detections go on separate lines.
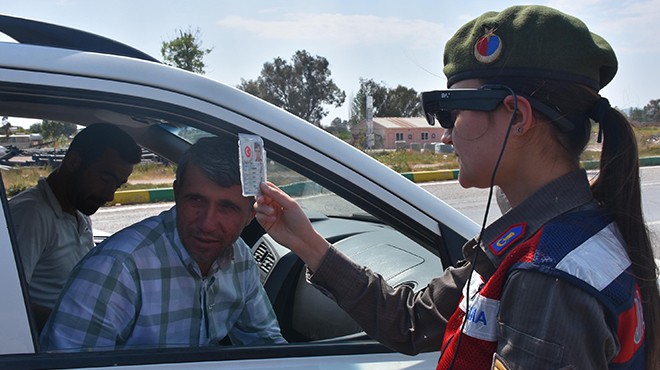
516, 127, 523, 134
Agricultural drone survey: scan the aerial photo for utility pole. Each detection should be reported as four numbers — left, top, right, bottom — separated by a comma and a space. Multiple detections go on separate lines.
366, 95, 374, 150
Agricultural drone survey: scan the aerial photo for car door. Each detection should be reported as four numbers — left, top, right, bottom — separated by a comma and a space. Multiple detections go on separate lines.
0, 34, 478, 369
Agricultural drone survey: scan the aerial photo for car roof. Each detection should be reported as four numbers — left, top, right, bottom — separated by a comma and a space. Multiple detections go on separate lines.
0, 14, 159, 62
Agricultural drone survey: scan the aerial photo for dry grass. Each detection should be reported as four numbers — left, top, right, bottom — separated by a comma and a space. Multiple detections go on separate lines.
1, 163, 176, 197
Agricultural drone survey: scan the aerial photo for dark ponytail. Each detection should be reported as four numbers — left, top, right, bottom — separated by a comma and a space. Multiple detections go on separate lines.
591, 105, 660, 369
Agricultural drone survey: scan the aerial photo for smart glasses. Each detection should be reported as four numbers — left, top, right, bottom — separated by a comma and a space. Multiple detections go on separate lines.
421, 85, 574, 131
422, 86, 508, 128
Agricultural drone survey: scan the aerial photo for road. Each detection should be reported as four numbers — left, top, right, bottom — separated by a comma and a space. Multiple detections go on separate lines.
92, 166, 660, 256
421, 166, 660, 256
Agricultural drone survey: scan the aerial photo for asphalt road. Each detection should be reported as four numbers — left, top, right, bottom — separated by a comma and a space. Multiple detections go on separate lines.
92, 166, 660, 256
421, 166, 660, 257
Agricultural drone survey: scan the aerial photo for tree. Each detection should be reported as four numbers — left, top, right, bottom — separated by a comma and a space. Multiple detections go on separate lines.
325, 117, 351, 141
629, 107, 645, 122
1, 116, 10, 137
238, 50, 346, 126
643, 99, 659, 122
40, 120, 77, 141
349, 78, 422, 126
161, 27, 213, 74
327, 117, 349, 133
350, 78, 388, 126
28, 122, 41, 134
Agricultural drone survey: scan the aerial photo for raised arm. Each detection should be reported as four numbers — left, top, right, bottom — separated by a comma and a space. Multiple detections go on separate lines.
254, 182, 329, 271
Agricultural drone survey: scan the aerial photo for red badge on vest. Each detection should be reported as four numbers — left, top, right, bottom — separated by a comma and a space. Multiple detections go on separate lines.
489, 223, 526, 256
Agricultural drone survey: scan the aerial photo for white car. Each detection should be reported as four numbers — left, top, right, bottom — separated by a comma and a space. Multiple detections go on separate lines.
0, 14, 481, 369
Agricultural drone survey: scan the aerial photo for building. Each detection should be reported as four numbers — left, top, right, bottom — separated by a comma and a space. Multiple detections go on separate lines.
351, 117, 446, 150
0, 133, 43, 149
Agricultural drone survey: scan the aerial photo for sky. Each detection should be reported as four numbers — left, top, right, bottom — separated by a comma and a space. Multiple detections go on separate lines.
2, 0, 659, 127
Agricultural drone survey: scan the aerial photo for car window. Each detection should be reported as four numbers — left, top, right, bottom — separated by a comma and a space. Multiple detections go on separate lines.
3, 115, 441, 351
167, 125, 368, 220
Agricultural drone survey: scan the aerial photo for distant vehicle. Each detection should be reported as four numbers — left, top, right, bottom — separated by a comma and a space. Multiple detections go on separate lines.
434, 142, 454, 154
0, 14, 479, 369
0, 133, 43, 149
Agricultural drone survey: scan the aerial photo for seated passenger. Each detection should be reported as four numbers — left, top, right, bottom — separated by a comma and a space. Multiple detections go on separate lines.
41, 136, 285, 351
9, 123, 140, 331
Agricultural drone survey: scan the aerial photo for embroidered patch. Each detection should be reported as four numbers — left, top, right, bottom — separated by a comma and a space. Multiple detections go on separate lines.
474, 33, 502, 64
489, 223, 526, 256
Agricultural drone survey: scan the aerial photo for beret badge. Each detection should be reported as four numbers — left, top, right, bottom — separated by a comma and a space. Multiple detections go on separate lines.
474, 30, 502, 64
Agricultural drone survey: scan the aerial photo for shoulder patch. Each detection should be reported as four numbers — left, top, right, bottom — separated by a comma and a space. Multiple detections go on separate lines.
489, 223, 526, 256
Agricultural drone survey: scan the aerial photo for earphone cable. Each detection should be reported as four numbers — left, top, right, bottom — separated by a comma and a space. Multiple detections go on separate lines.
446, 85, 517, 369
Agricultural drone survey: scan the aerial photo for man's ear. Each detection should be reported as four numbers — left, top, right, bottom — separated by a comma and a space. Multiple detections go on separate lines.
502, 95, 534, 135
62, 151, 82, 172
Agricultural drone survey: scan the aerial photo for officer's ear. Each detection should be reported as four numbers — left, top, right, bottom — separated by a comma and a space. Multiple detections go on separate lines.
502, 95, 534, 135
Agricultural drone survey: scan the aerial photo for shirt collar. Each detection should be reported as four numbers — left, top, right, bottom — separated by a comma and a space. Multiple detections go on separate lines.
465, 169, 594, 269
38, 177, 69, 219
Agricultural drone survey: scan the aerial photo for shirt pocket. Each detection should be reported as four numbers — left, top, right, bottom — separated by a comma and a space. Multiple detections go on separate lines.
497, 321, 564, 369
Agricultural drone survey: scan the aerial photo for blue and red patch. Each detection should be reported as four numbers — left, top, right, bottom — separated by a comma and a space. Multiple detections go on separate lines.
489, 223, 526, 256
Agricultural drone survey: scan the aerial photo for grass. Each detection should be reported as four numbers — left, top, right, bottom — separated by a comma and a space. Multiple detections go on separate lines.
374, 124, 660, 171
371, 150, 459, 173
1, 163, 176, 197
2, 124, 659, 197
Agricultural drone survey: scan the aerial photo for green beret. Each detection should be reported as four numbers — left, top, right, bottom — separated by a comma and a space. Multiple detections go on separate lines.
443, 5, 618, 91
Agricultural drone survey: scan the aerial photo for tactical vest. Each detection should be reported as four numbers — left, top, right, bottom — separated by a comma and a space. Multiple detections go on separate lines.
436, 210, 645, 369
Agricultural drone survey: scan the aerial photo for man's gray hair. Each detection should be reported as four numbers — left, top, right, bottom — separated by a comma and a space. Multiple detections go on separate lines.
176, 136, 241, 188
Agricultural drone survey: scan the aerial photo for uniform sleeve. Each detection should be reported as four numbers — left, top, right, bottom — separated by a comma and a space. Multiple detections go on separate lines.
308, 246, 471, 355
229, 253, 286, 345
9, 199, 51, 282
496, 270, 618, 369
40, 253, 139, 351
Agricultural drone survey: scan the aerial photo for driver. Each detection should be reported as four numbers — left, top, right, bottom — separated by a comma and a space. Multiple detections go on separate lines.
42, 136, 285, 351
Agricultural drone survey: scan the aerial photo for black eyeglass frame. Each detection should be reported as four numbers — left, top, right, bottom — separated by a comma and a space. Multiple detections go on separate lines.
421, 85, 574, 132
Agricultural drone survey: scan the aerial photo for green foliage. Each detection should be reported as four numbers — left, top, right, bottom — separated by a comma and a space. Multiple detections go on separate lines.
237, 50, 346, 126
161, 27, 213, 74
326, 117, 349, 134
40, 120, 77, 141
28, 122, 42, 133
643, 99, 659, 122
626, 99, 660, 123
349, 78, 422, 126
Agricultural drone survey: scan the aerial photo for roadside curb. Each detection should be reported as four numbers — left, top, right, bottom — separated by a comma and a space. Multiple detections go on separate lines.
401, 156, 660, 183
109, 156, 660, 206
109, 187, 174, 206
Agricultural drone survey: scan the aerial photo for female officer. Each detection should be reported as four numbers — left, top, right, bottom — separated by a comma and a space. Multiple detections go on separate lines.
255, 5, 659, 369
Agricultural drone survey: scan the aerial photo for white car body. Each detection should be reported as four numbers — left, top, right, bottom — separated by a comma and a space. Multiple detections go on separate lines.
0, 14, 480, 369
